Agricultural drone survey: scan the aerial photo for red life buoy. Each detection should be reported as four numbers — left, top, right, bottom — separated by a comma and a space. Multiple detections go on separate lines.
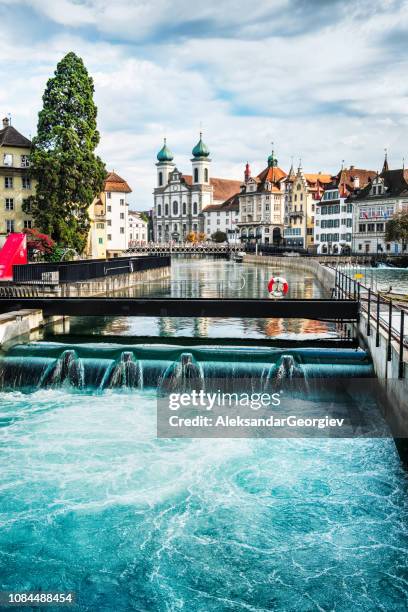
268, 276, 289, 298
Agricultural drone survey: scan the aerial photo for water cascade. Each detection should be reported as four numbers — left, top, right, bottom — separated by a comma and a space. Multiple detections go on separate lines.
0, 342, 374, 393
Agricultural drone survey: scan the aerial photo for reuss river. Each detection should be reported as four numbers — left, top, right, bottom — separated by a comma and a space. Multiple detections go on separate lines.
0, 257, 407, 611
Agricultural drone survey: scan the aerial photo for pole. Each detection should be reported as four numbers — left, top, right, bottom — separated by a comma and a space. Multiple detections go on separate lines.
376, 292, 380, 347
367, 288, 371, 336
387, 300, 392, 362
399, 310, 405, 379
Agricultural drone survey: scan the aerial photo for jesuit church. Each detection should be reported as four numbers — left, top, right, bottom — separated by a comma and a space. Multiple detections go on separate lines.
152, 135, 240, 242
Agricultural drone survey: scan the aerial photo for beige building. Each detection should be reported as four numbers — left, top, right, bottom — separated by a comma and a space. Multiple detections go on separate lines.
283, 164, 331, 248
0, 117, 34, 240
87, 193, 107, 258
238, 151, 287, 244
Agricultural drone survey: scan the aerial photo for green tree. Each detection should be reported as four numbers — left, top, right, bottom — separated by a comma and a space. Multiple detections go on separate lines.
211, 230, 227, 243
27, 52, 106, 253
385, 211, 408, 248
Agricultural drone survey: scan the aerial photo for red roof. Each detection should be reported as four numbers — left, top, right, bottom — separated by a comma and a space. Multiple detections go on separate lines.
182, 175, 241, 201
104, 171, 132, 193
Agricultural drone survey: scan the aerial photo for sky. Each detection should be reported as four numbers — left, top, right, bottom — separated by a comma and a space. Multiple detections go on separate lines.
1, 0, 408, 210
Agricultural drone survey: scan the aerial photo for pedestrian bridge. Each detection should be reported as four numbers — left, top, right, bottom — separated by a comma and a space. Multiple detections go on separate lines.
126, 243, 241, 255
0, 297, 358, 321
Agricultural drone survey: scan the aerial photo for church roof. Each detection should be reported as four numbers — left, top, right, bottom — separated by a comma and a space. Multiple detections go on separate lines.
104, 171, 132, 193
181, 175, 241, 201
0, 124, 31, 148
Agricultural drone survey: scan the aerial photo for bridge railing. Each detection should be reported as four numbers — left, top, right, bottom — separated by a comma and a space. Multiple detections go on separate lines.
11, 255, 170, 285
332, 266, 407, 378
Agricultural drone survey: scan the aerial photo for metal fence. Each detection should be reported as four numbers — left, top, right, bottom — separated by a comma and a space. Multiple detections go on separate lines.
12, 255, 170, 284
332, 266, 407, 378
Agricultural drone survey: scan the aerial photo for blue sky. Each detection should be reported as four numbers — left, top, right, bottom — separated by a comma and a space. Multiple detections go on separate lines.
1, 0, 408, 209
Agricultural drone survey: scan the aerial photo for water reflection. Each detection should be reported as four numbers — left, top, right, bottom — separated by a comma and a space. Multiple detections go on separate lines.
45, 257, 337, 340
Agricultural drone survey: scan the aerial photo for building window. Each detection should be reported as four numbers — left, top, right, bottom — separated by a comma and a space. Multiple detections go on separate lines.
107, 234, 112, 240
158, 204, 162, 216
6, 220, 14, 233
120, 199, 124, 205
98, 238, 103, 245
21, 155, 30, 168
22, 177, 31, 189
204, 168, 208, 182
120, 227, 125, 234
107, 205, 111, 212
107, 220, 111, 226
193, 202, 198, 215
96, 222, 104, 229
3, 154, 12, 166
5, 177, 13, 188
194, 168, 199, 183
165, 204, 169, 216
23, 198, 31, 213
183, 202, 186, 215
107, 192, 111, 199
120, 213, 124, 219
23, 220, 32, 229
5, 198, 14, 210
173, 201, 178, 215
159, 171, 163, 186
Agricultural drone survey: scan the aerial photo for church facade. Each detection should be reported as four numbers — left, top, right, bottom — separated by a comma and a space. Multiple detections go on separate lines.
152, 135, 240, 242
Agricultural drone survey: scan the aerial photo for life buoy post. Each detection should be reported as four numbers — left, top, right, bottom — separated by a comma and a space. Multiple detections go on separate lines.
268, 276, 289, 299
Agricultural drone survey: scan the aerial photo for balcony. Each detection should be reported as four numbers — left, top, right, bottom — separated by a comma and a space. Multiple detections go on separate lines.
288, 209, 304, 218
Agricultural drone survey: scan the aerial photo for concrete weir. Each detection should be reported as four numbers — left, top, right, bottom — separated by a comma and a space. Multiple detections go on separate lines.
245, 254, 408, 453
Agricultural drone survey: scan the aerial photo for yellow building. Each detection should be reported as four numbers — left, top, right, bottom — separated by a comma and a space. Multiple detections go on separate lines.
283, 164, 331, 248
87, 192, 107, 258
0, 117, 34, 240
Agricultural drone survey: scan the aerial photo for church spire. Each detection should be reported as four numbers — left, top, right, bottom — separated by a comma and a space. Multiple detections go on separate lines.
382, 148, 389, 174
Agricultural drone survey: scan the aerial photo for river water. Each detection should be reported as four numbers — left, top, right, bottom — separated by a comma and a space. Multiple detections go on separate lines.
1, 257, 408, 611
47, 257, 337, 340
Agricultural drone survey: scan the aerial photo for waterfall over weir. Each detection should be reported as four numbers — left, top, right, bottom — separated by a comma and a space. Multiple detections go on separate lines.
0, 342, 374, 392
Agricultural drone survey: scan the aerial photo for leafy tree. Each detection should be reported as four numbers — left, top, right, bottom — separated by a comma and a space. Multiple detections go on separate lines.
27, 52, 106, 253
211, 230, 227, 243
385, 211, 408, 247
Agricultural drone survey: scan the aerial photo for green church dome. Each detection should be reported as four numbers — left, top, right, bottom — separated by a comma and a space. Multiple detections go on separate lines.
157, 138, 174, 162
192, 133, 210, 158
268, 149, 278, 168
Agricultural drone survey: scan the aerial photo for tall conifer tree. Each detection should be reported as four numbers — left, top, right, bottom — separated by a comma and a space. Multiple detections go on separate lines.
27, 52, 106, 252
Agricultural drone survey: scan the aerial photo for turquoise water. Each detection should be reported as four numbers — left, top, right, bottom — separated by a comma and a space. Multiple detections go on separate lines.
1, 389, 408, 610
1, 258, 408, 611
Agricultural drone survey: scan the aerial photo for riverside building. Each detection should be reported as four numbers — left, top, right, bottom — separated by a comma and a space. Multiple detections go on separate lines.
237, 152, 287, 244
283, 164, 331, 249
314, 167, 376, 254
128, 211, 148, 246
152, 135, 240, 242
348, 159, 408, 254
0, 116, 34, 240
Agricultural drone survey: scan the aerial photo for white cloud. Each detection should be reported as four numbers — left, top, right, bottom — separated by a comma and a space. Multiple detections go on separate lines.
1, 0, 408, 207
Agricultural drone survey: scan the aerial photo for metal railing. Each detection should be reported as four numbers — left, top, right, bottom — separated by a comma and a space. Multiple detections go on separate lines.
332, 266, 407, 378
12, 255, 170, 284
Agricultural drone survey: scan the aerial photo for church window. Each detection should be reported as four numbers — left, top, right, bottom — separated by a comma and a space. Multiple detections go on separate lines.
194, 168, 199, 183
173, 201, 178, 215
165, 204, 169, 216
183, 202, 186, 215
204, 168, 208, 182
157, 204, 162, 216
159, 172, 163, 186
193, 202, 198, 215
